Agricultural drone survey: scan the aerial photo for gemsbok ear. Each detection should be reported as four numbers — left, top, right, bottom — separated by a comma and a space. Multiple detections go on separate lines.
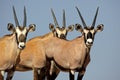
7, 23, 15, 32
67, 25, 74, 32
75, 24, 83, 33
96, 24, 104, 32
28, 24, 36, 32
49, 23, 55, 32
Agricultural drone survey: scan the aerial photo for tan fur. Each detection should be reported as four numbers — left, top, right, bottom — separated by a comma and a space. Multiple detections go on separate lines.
15, 34, 88, 72
15, 32, 54, 71
45, 36, 88, 71
9, 33, 89, 80
0, 34, 20, 70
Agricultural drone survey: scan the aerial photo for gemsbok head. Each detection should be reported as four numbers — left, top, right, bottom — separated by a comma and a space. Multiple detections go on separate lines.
49, 9, 74, 39
0, 6, 36, 80
9, 6, 36, 49
75, 7, 104, 48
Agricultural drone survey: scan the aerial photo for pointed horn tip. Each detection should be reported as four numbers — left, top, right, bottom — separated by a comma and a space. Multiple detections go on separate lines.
97, 7, 99, 12
51, 8, 53, 12
75, 6, 80, 13
97, 7, 99, 9
23, 6, 27, 27
12, 6, 15, 8
12, 6, 15, 11
63, 9, 65, 16
51, 8, 54, 14
24, 6, 26, 14
63, 9, 66, 27
24, 6, 26, 11
75, 6, 79, 10
63, 9, 65, 12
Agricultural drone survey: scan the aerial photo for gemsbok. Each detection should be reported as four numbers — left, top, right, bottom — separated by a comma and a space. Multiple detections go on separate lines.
44, 6, 104, 80
0, 6, 36, 80
45, 9, 74, 80
6, 9, 74, 80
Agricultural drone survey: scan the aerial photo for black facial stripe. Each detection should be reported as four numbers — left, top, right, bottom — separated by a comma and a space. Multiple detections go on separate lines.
55, 32, 58, 37
15, 33, 19, 45
84, 33, 87, 43
19, 34, 26, 42
87, 32, 92, 39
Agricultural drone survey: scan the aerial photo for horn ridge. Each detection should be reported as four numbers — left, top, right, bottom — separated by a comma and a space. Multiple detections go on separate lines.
23, 6, 27, 27
76, 6, 87, 27
51, 8, 59, 27
63, 9, 66, 27
91, 7, 99, 27
13, 6, 19, 27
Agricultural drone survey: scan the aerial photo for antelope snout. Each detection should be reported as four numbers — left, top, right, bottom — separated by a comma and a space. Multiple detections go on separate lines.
60, 34, 66, 39
18, 42, 25, 49
86, 38, 93, 46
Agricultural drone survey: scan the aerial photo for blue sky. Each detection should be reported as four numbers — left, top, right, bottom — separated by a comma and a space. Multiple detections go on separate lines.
0, 0, 120, 80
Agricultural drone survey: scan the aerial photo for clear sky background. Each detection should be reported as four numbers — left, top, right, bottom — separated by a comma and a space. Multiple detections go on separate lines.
0, 0, 120, 80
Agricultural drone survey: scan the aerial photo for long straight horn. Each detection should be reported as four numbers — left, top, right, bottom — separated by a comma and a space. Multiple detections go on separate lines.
91, 7, 99, 28
63, 9, 66, 27
13, 6, 19, 27
76, 7, 87, 27
51, 8, 59, 27
23, 6, 27, 27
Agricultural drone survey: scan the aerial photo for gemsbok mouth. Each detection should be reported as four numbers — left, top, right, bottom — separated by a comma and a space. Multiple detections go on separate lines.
18, 42, 25, 49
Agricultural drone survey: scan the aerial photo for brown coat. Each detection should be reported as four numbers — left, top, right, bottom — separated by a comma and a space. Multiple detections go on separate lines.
0, 34, 20, 70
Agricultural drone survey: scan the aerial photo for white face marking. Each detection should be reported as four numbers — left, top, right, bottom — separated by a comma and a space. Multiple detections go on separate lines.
90, 29, 95, 34
84, 28, 95, 34
83, 28, 94, 46
87, 38, 93, 43
56, 28, 67, 37
83, 29, 89, 34
18, 42, 25, 49
16, 27, 27, 37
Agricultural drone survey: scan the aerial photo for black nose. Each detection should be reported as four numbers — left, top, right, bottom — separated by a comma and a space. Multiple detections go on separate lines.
60, 34, 66, 39
88, 41, 93, 44
20, 45, 25, 49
